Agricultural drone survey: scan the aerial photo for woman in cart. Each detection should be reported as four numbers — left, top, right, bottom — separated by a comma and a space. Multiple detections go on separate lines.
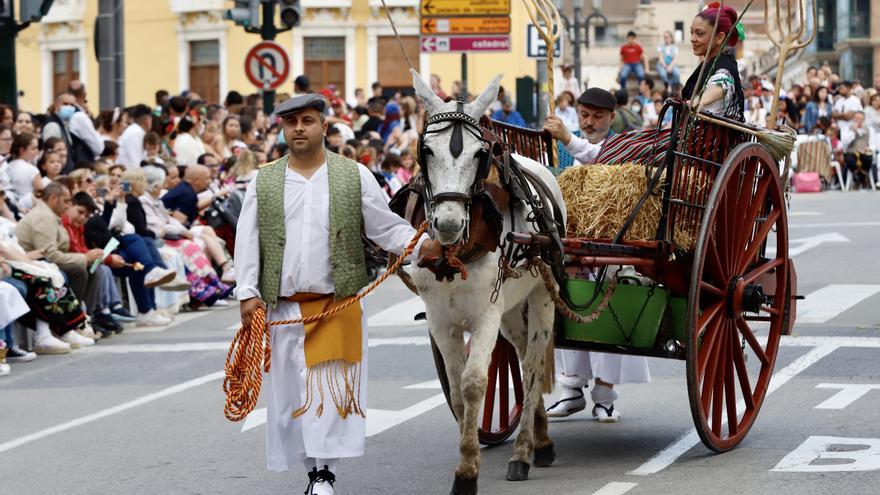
541, 2, 747, 421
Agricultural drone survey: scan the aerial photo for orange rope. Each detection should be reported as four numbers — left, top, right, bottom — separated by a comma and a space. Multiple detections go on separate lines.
223, 222, 429, 422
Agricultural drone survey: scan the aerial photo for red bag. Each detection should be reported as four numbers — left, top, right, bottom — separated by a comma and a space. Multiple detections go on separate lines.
793, 172, 821, 193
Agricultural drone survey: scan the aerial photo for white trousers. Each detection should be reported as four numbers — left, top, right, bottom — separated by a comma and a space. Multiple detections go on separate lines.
265, 300, 367, 472
555, 349, 651, 389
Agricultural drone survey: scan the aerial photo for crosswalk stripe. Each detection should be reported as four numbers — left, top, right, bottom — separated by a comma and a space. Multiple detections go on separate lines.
367, 296, 426, 327
796, 284, 880, 323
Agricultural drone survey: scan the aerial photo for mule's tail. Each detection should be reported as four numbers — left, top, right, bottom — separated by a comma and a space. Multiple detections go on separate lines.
543, 336, 555, 394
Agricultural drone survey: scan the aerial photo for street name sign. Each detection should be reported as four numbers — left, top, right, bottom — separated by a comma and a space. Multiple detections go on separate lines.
420, 35, 511, 53
420, 16, 511, 35
245, 41, 290, 90
420, 0, 511, 16
526, 24, 562, 58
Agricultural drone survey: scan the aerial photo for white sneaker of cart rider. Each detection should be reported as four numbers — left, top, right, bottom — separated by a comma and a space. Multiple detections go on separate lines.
550, 350, 651, 420
591, 382, 621, 422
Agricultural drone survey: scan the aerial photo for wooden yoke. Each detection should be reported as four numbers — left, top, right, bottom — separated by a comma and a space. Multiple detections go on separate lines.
765, 0, 817, 130
521, 0, 561, 167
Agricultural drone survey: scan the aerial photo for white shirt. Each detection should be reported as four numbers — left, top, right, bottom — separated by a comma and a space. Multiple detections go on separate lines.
234, 160, 428, 301
7, 158, 39, 200
118, 124, 146, 169
68, 111, 105, 157
563, 134, 602, 165
833, 95, 863, 134
555, 76, 581, 97
173, 132, 206, 167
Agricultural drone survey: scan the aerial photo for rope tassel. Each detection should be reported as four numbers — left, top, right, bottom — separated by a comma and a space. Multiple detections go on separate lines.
223, 222, 429, 422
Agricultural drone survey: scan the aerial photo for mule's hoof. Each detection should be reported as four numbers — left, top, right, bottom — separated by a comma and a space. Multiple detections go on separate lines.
451, 474, 478, 495
533, 445, 556, 467
506, 460, 530, 481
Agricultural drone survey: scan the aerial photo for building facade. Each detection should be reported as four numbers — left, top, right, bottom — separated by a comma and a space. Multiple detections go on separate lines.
14, 0, 542, 112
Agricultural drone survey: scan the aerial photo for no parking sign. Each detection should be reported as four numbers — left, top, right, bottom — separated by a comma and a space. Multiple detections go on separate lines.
244, 41, 290, 90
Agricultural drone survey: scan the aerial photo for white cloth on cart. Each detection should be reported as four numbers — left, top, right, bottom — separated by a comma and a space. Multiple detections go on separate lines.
555, 349, 651, 388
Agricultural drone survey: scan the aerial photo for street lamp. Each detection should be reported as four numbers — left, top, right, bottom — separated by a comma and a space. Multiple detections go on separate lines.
552, 0, 608, 90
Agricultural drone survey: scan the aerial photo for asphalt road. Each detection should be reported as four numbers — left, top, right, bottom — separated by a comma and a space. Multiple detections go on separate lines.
3, 191, 880, 495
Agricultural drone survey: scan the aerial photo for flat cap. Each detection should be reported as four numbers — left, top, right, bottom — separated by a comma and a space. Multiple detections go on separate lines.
577, 87, 616, 111
274, 93, 325, 118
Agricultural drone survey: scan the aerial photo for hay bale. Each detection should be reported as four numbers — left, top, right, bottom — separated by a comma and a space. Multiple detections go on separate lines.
557, 163, 699, 250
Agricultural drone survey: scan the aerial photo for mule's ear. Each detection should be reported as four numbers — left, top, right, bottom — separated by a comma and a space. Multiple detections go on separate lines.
412, 69, 444, 116
465, 74, 503, 120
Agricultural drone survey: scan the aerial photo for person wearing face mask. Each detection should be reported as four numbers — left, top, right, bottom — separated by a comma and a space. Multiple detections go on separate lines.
41, 92, 103, 174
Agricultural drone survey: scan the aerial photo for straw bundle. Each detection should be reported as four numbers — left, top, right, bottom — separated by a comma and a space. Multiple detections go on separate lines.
557, 163, 700, 250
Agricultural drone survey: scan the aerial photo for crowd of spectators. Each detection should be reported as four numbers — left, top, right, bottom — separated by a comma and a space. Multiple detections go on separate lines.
0, 72, 448, 376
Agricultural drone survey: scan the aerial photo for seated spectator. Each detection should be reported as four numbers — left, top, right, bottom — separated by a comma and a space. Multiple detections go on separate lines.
62, 192, 134, 336
619, 31, 647, 90
136, 166, 232, 307
841, 111, 876, 187
397, 148, 416, 185
158, 164, 235, 282
13, 111, 35, 136
0, 216, 93, 352
7, 132, 41, 209
378, 153, 404, 196
227, 149, 259, 187
143, 131, 166, 166
0, 277, 34, 372
555, 92, 579, 132
173, 115, 207, 167
491, 97, 527, 127
36, 149, 64, 191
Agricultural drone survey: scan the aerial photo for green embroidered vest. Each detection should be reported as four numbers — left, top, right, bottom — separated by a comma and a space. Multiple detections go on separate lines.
255, 151, 369, 307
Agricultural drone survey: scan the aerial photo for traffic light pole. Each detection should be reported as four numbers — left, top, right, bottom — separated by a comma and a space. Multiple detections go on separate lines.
0, 2, 29, 109
260, 0, 277, 115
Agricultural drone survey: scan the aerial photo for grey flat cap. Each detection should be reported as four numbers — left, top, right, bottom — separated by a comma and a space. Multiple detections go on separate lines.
274, 93, 325, 118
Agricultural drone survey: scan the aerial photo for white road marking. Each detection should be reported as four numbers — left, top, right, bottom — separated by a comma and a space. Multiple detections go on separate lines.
366, 393, 448, 437
405, 379, 442, 389
788, 211, 821, 217
814, 383, 880, 409
81, 342, 231, 354
629, 344, 839, 476
790, 221, 880, 228
766, 232, 850, 258
241, 408, 267, 433
591, 482, 639, 495
125, 307, 231, 334
796, 284, 880, 323
74, 335, 880, 355
0, 371, 224, 454
367, 296, 426, 327
239, 393, 449, 438
772, 436, 880, 472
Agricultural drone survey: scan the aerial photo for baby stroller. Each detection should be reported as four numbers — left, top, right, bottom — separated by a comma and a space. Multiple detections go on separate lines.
201, 189, 245, 258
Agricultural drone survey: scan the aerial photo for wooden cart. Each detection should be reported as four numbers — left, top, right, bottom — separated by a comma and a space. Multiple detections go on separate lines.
430, 100, 797, 452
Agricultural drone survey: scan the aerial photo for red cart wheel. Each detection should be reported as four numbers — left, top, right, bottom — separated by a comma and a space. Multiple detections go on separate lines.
686, 142, 789, 452
430, 334, 524, 446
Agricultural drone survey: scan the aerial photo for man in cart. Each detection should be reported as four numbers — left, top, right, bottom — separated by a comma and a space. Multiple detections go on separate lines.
542, 88, 651, 422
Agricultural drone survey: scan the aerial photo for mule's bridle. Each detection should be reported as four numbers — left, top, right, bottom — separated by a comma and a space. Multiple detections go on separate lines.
418, 101, 494, 242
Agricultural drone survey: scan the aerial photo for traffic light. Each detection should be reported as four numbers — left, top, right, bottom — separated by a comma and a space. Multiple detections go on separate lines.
278, 0, 300, 28
224, 0, 260, 28
19, 0, 55, 22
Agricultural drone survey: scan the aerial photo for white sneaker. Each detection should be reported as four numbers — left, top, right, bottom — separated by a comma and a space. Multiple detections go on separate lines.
306, 467, 336, 495
220, 262, 236, 285
144, 267, 177, 288
212, 299, 229, 307
6, 345, 37, 363
0, 362, 10, 376
79, 325, 99, 340
61, 330, 95, 348
34, 334, 72, 355
136, 310, 172, 327
160, 275, 191, 292
546, 386, 587, 418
